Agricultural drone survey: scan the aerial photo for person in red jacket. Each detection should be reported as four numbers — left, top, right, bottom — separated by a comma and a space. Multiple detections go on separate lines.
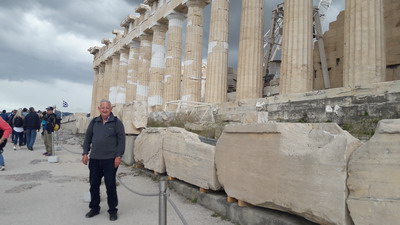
0, 116, 12, 171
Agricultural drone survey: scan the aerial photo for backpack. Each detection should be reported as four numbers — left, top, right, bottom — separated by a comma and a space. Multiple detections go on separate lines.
14, 117, 23, 127
54, 116, 62, 131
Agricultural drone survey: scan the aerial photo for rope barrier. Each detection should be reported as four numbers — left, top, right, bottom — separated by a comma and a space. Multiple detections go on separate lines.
117, 176, 159, 197
59, 133, 189, 225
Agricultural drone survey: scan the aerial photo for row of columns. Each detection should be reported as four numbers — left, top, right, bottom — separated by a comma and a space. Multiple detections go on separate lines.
90, 0, 386, 116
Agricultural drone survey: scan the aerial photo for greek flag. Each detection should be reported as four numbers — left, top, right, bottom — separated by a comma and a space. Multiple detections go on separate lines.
62, 100, 68, 108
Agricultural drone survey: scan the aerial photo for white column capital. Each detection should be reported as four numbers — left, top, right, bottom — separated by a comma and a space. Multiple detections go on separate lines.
186, 0, 208, 8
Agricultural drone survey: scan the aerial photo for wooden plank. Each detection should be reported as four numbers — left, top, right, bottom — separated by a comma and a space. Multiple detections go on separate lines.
238, 200, 249, 207
227, 196, 237, 203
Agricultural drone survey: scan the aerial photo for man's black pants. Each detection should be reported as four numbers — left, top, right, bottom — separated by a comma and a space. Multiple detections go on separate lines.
88, 158, 118, 214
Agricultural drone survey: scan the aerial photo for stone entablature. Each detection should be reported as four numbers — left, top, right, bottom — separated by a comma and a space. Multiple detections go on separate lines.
93, 0, 193, 67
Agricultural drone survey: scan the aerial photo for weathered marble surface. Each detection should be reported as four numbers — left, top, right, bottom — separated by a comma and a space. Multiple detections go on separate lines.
215, 122, 361, 225
347, 119, 400, 225
163, 127, 221, 190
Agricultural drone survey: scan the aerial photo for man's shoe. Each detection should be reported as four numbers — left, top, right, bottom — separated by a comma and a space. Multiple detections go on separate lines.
109, 213, 118, 221
85, 210, 99, 218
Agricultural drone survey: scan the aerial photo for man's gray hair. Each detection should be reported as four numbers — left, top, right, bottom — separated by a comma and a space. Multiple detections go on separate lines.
99, 99, 112, 106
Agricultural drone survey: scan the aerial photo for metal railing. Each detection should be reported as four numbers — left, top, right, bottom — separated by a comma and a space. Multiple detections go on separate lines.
117, 176, 189, 225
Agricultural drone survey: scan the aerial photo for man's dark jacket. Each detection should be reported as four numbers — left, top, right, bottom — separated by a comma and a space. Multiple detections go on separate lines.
83, 113, 125, 160
23, 112, 41, 130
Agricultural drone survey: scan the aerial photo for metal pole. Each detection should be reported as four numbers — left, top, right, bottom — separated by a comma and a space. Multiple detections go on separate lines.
159, 180, 167, 225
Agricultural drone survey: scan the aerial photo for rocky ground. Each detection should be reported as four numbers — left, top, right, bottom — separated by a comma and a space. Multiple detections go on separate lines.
0, 133, 233, 225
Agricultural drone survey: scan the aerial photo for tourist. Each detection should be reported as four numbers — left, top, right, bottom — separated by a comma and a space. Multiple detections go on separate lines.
23, 107, 41, 151
0, 117, 12, 171
21, 108, 28, 146
1, 110, 7, 121
12, 109, 24, 150
82, 99, 125, 221
40, 111, 47, 135
43, 107, 56, 156
7, 109, 16, 126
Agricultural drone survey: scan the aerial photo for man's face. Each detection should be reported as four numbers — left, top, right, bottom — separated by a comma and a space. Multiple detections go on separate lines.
98, 102, 112, 118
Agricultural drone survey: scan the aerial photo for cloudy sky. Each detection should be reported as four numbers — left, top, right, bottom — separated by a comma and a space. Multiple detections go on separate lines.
0, 0, 343, 113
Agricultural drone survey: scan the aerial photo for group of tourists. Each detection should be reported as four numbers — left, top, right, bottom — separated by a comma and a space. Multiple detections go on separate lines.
0, 106, 59, 171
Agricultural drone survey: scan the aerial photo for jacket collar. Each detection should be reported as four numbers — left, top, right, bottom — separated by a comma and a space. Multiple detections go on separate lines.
94, 112, 116, 123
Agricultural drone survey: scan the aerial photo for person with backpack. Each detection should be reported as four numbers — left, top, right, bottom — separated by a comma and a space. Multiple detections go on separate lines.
1, 110, 8, 121
0, 116, 12, 171
7, 109, 16, 127
43, 107, 56, 156
23, 107, 41, 151
82, 99, 125, 221
12, 109, 24, 150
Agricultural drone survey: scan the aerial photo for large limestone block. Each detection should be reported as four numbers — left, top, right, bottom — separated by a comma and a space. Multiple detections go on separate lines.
119, 101, 148, 135
122, 135, 137, 166
163, 127, 221, 190
215, 122, 361, 225
347, 119, 400, 225
134, 128, 167, 173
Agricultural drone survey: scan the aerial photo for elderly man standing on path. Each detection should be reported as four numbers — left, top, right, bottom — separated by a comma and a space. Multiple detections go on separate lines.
82, 99, 125, 221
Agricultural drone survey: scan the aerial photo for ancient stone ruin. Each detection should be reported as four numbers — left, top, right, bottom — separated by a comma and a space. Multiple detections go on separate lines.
80, 0, 400, 224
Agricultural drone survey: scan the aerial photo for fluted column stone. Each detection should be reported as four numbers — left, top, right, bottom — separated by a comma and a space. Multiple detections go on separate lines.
148, 24, 168, 111
90, 67, 99, 117
164, 13, 185, 109
116, 49, 129, 104
126, 40, 140, 103
181, 0, 206, 102
236, 0, 264, 100
103, 59, 112, 100
204, 0, 230, 103
109, 53, 120, 104
136, 34, 153, 101
343, 0, 386, 87
95, 63, 105, 113
280, 0, 313, 95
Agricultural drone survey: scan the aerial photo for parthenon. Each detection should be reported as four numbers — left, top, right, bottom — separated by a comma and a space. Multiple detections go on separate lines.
85, 1, 400, 224
88, 0, 398, 117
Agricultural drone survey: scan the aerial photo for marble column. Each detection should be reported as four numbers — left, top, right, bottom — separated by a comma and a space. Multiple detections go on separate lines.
343, 0, 386, 87
136, 34, 153, 101
109, 53, 120, 104
148, 24, 168, 112
116, 49, 129, 104
236, 0, 264, 100
95, 63, 105, 115
181, 0, 206, 102
90, 67, 99, 117
164, 13, 185, 109
126, 40, 140, 103
103, 58, 112, 101
204, 0, 230, 103
280, 0, 313, 95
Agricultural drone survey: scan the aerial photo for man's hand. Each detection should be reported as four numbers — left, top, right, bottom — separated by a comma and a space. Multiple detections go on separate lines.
0, 138, 5, 144
114, 157, 121, 168
82, 154, 89, 165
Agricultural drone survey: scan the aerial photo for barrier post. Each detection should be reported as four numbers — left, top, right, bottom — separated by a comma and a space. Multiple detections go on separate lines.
159, 179, 168, 225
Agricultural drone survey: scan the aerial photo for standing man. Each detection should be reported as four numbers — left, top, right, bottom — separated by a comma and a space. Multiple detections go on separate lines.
82, 99, 125, 221
43, 107, 56, 156
23, 107, 41, 151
